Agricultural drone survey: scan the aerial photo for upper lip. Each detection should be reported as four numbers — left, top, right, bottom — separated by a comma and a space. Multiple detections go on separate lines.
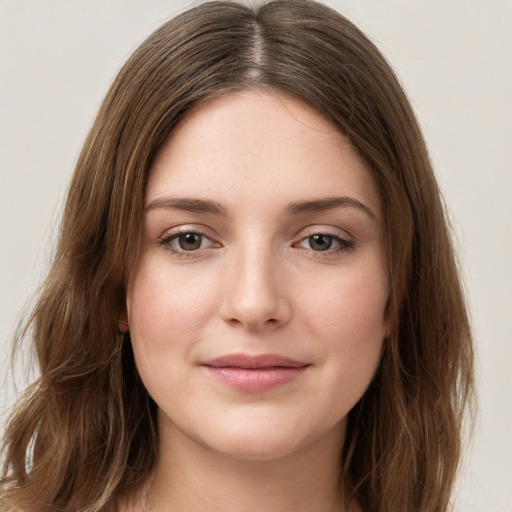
201, 353, 309, 369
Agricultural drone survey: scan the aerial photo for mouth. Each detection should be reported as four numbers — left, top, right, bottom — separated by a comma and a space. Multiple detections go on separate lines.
201, 353, 310, 392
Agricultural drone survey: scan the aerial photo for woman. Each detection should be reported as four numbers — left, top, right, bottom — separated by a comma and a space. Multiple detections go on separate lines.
1, 1, 474, 511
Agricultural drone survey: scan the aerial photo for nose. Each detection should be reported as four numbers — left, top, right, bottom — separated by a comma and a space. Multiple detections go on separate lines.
219, 244, 291, 331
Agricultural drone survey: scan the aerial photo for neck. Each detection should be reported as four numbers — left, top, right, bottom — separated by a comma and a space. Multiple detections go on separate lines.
136, 419, 353, 512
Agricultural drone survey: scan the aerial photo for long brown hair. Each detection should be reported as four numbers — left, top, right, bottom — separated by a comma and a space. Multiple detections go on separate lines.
1, 1, 474, 511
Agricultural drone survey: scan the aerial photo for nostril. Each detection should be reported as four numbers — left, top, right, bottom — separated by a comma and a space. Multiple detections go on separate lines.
219, 274, 292, 329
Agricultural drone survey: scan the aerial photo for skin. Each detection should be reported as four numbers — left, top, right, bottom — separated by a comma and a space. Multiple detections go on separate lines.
122, 91, 390, 511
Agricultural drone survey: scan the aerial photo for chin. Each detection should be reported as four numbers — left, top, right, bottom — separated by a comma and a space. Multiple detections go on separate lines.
207, 432, 308, 462
191, 414, 346, 463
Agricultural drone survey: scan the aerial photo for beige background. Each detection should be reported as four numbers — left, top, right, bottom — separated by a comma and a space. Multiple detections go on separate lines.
1, 1, 511, 510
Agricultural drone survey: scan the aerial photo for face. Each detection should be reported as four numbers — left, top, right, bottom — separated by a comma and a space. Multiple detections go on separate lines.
125, 91, 389, 461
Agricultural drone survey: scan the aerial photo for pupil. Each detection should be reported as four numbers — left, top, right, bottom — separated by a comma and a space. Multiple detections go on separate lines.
310, 234, 332, 251
179, 233, 201, 250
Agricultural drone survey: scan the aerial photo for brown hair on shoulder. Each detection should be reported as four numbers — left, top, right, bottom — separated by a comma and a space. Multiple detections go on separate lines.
1, 1, 474, 511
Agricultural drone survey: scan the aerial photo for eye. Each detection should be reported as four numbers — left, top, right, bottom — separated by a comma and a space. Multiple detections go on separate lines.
174, 232, 204, 251
305, 234, 335, 251
159, 230, 217, 254
295, 233, 353, 253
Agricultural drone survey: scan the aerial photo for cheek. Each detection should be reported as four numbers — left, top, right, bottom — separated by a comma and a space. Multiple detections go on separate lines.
299, 265, 388, 383
304, 266, 388, 336
126, 259, 220, 378
126, 259, 222, 405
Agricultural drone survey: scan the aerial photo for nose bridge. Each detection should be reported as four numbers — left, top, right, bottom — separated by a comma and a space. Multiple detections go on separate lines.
220, 236, 290, 329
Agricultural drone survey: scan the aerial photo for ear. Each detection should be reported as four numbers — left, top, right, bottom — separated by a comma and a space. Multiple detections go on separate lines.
118, 308, 130, 333
383, 294, 394, 339
384, 318, 392, 339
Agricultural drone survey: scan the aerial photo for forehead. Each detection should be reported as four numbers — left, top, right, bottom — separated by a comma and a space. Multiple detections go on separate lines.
147, 90, 381, 217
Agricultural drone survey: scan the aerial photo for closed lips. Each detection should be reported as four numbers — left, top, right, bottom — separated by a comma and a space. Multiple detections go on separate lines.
201, 354, 310, 392
201, 353, 310, 369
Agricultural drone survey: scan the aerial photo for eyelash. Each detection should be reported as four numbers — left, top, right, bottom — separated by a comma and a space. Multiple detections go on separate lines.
293, 232, 354, 256
158, 229, 354, 259
158, 228, 217, 259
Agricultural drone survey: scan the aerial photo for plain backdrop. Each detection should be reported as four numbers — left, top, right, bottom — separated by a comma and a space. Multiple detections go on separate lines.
1, 1, 511, 510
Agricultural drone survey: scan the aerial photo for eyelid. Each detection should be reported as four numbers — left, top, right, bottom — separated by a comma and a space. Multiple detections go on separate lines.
292, 225, 355, 254
158, 225, 222, 256
159, 224, 219, 241
295, 224, 353, 241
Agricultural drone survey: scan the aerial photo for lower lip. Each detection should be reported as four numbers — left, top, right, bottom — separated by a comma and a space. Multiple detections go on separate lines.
202, 366, 308, 392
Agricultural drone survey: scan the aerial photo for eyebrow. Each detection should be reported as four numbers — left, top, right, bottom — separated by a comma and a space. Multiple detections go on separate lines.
146, 197, 228, 216
286, 196, 376, 219
146, 195, 375, 219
